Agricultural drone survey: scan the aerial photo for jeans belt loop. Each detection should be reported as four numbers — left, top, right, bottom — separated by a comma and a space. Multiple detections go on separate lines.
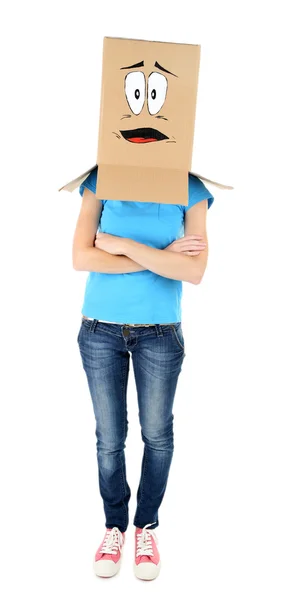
90, 319, 98, 333
155, 323, 163, 337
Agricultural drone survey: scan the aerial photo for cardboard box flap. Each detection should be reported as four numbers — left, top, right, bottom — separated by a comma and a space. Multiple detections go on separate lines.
58, 165, 97, 193
191, 172, 234, 190
58, 163, 233, 195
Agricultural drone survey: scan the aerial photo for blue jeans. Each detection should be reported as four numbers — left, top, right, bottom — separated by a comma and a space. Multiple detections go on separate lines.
77, 318, 186, 533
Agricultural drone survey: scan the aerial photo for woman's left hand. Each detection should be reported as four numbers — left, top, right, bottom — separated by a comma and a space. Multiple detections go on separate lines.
94, 232, 126, 255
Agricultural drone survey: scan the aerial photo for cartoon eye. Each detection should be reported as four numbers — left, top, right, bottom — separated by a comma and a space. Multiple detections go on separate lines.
147, 72, 168, 115
124, 71, 146, 115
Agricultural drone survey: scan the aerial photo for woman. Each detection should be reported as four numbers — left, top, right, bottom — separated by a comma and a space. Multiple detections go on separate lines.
74, 165, 214, 580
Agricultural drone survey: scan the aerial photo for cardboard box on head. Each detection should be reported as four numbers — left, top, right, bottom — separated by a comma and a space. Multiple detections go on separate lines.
59, 36, 233, 205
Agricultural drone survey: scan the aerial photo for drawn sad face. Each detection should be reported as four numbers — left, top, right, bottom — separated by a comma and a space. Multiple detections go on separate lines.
115, 60, 177, 145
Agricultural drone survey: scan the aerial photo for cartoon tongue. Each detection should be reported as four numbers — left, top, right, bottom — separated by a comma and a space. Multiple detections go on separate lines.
129, 137, 157, 143
120, 127, 169, 143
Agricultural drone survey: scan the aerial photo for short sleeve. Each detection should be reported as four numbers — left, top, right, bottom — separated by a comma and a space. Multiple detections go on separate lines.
78, 166, 98, 197
183, 173, 215, 214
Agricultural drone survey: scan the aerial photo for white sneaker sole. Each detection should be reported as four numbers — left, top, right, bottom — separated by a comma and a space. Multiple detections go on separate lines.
94, 551, 123, 577
133, 560, 161, 580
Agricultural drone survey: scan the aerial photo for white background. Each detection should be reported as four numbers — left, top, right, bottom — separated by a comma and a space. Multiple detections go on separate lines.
1, 1, 287, 598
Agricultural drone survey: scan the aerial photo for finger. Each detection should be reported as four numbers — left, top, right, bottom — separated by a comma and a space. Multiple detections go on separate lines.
186, 241, 206, 247
180, 242, 206, 249
188, 249, 205, 253
180, 238, 206, 245
173, 235, 203, 244
181, 236, 205, 244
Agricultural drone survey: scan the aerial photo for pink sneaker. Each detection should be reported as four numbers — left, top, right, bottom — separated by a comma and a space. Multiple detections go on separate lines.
94, 527, 125, 577
134, 522, 161, 580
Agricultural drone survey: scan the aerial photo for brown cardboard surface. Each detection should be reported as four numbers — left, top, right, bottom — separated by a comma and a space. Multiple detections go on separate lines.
96, 164, 188, 204
58, 36, 233, 201
97, 37, 200, 173
58, 163, 233, 198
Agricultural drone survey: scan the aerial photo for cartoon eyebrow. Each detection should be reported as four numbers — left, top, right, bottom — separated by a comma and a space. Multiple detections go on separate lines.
120, 61, 144, 70
154, 61, 178, 77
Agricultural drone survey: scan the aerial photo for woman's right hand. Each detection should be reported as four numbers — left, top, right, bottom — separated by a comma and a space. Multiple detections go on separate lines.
165, 235, 207, 256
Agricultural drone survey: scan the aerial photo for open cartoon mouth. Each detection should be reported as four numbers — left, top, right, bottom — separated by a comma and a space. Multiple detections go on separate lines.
120, 127, 169, 143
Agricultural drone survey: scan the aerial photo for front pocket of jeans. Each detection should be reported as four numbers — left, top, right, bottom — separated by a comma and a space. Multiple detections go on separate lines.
171, 324, 185, 351
81, 317, 92, 329
77, 318, 91, 341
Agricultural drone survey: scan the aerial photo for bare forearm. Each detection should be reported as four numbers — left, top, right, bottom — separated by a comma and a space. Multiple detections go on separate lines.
121, 239, 199, 283
74, 247, 147, 274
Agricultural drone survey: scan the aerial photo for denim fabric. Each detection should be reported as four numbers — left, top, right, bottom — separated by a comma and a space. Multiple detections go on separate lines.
77, 317, 186, 533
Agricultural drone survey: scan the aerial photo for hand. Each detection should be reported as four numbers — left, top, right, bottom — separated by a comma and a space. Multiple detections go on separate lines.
94, 232, 126, 255
165, 235, 206, 256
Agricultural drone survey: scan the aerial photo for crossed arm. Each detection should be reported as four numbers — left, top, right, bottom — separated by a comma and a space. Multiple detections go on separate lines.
118, 229, 207, 284
73, 191, 209, 285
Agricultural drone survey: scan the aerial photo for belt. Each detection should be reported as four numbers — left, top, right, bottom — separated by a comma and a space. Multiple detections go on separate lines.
82, 315, 177, 327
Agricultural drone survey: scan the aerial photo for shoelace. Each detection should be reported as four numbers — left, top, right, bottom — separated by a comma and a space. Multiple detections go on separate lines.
100, 527, 123, 555
136, 522, 158, 557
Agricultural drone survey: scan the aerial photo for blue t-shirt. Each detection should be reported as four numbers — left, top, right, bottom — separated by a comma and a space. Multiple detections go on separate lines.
78, 167, 214, 324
